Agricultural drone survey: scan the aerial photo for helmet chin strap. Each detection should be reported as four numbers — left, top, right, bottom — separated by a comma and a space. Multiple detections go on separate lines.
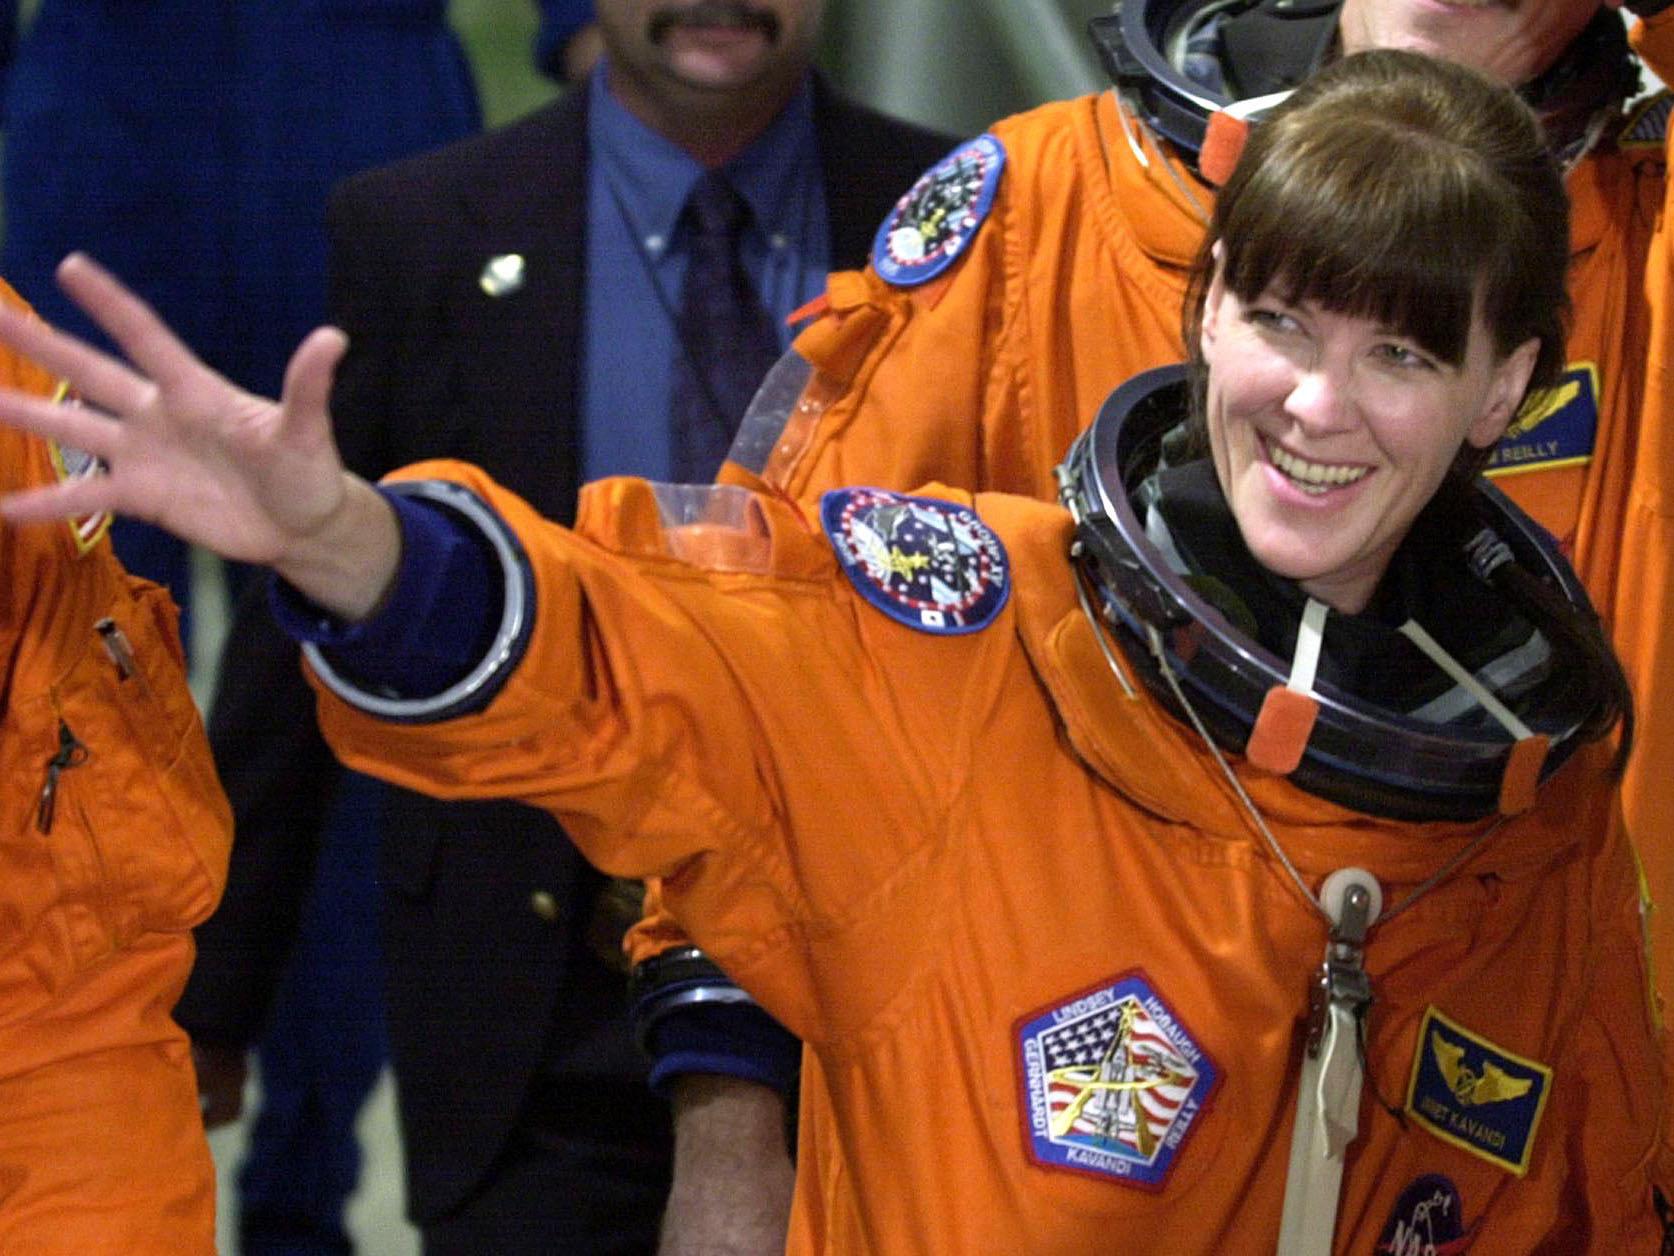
1241, 592, 1553, 810
1244, 596, 1326, 774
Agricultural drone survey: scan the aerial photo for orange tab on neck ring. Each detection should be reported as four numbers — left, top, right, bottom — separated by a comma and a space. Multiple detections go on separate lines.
1199, 111, 1250, 188
1200, 89, 1296, 188
1246, 685, 1319, 776
1497, 734, 1550, 815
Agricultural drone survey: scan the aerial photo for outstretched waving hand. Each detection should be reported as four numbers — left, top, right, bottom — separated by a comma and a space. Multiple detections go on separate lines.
0, 255, 400, 619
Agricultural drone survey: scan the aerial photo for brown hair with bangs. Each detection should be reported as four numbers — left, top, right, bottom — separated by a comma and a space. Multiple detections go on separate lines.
1183, 49, 1633, 773
1186, 48, 1570, 478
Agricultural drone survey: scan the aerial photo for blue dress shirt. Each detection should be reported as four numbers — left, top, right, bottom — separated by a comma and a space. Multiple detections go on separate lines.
580, 61, 830, 484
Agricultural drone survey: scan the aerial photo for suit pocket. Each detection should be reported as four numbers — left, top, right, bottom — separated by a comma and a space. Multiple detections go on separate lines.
49, 578, 232, 955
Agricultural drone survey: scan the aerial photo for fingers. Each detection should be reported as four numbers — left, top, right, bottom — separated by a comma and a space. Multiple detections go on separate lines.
55, 253, 220, 396
0, 386, 123, 461
0, 297, 153, 420
0, 476, 119, 527
280, 326, 349, 429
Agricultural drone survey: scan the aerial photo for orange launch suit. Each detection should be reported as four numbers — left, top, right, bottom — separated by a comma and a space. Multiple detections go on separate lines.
0, 281, 230, 1253
311, 462, 1671, 1253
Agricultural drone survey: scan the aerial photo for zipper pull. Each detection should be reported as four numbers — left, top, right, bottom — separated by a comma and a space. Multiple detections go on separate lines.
95, 618, 137, 681
37, 719, 89, 834
1278, 867, 1382, 1256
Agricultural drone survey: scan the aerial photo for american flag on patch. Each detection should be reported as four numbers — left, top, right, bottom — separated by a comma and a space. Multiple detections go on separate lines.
1041, 996, 1200, 1163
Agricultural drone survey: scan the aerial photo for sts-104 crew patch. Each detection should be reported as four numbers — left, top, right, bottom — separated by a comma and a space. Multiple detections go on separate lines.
1016, 971, 1219, 1190
871, 134, 1005, 287
1405, 1006, 1552, 1176
1486, 362, 1597, 478
1376, 1175, 1480, 1255
822, 488, 1008, 634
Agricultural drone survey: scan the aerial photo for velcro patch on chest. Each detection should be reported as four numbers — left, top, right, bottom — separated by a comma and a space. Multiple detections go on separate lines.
1015, 971, 1220, 1189
1404, 1006, 1552, 1176
871, 134, 1005, 287
821, 487, 1008, 634
1485, 361, 1597, 478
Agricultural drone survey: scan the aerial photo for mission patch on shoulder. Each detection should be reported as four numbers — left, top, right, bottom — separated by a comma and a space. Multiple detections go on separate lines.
871, 133, 1005, 287
1486, 361, 1597, 478
1619, 90, 1672, 151
1404, 1006, 1552, 1176
822, 487, 1008, 634
1015, 970, 1219, 1190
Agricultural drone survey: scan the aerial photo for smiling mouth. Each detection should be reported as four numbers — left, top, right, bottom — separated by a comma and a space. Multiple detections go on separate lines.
1263, 437, 1370, 496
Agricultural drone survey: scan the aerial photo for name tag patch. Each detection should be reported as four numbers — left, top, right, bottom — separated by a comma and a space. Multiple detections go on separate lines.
1404, 1006, 1552, 1176
871, 134, 1005, 287
1486, 362, 1597, 478
823, 488, 1008, 634
1377, 1174, 1480, 1255
1016, 971, 1218, 1189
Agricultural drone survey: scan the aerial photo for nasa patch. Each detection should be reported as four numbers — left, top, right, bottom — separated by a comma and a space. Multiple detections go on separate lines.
1405, 1006, 1552, 1176
1486, 362, 1597, 478
822, 488, 1008, 635
1015, 971, 1219, 1190
871, 134, 1005, 287
1376, 1175, 1480, 1255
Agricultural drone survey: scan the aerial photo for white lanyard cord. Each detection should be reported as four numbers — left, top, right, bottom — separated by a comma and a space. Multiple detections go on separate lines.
1397, 618, 1536, 741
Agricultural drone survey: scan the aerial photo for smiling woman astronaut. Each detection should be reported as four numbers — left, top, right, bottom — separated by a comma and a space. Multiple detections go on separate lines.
0, 47, 1663, 1256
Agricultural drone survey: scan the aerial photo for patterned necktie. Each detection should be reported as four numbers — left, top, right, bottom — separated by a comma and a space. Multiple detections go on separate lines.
669, 170, 783, 483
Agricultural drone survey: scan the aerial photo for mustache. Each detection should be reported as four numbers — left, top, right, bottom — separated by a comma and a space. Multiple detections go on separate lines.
647, 2, 781, 43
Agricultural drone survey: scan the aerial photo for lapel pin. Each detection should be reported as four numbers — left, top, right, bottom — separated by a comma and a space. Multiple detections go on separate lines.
479, 253, 526, 297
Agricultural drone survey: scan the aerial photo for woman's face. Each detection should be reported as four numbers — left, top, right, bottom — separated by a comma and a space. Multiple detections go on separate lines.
1198, 268, 1537, 614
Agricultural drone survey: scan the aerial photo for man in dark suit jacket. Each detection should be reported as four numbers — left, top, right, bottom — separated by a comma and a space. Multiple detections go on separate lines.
177, 1, 952, 1250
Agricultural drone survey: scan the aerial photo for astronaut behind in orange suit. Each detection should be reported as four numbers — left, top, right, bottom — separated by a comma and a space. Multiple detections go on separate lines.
0, 51, 1664, 1254
0, 276, 231, 1254
709, 0, 1674, 1048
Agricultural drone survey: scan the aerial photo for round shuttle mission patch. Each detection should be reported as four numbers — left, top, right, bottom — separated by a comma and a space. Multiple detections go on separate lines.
871, 134, 1005, 287
822, 488, 1008, 634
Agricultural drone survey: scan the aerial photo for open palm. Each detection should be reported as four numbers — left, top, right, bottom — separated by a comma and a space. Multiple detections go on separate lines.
0, 253, 353, 567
